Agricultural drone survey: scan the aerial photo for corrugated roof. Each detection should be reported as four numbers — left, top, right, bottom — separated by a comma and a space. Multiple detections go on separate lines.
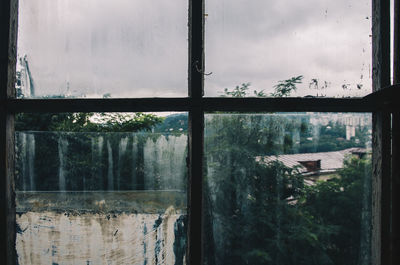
257, 148, 367, 174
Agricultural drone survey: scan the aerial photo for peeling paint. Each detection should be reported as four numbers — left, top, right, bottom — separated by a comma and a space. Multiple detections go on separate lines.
16, 193, 186, 265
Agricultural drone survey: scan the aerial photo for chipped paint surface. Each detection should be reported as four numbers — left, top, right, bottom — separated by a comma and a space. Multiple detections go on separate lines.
16, 192, 186, 265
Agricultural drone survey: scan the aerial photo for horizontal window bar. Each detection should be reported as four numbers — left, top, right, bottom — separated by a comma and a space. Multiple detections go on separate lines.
203, 98, 375, 112
364, 84, 400, 110
5, 98, 191, 113
4, 97, 378, 113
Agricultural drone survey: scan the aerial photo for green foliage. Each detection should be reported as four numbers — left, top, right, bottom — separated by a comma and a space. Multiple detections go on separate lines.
244, 160, 337, 265
221, 75, 303, 98
221, 82, 268, 98
271, 75, 303, 97
15, 112, 167, 191
222, 83, 253, 97
203, 113, 371, 265
16, 112, 164, 132
298, 121, 369, 153
154, 113, 188, 133
304, 156, 371, 264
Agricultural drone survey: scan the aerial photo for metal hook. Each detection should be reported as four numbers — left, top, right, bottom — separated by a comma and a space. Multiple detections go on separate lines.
194, 60, 213, 76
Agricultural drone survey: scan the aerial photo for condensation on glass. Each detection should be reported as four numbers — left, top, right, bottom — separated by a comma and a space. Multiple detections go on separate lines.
14, 112, 188, 264
16, 0, 188, 98
205, 0, 372, 97
203, 113, 372, 265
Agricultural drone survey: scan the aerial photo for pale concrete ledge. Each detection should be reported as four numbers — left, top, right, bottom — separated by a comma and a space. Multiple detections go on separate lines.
16, 190, 187, 214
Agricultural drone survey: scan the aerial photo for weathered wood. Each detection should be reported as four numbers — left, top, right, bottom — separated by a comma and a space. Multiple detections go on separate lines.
202, 97, 373, 112
391, 0, 400, 263
0, 0, 17, 264
6, 98, 192, 113
4, 116, 15, 265
371, 1, 391, 265
363, 84, 400, 111
394, 0, 400, 84
187, 107, 204, 265
372, 111, 391, 264
392, 111, 400, 265
0, 1, 393, 265
187, 0, 205, 264
6, 97, 374, 113
188, 0, 204, 99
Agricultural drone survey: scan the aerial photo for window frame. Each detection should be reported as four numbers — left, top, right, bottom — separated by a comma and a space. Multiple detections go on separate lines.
0, 0, 397, 264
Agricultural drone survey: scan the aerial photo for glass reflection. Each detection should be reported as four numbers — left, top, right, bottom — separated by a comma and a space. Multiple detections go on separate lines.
204, 113, 372, 265
15, 112, 188, 264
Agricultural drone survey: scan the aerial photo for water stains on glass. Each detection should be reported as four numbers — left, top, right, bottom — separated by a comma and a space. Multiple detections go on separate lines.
15, 130, 188, 264
203, 113, 372, 265
16, 0, 188, 98
205, 0, 372, 97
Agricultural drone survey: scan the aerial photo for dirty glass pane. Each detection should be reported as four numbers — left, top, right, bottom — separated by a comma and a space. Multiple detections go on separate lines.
203, 113, 372, 265
205, 0, 372, 97
16, 0, 188, 98
15, 112, 188, 264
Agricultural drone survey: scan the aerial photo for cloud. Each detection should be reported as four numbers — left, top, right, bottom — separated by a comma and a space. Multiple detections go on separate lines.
205, 0, 372, 97
18, 0, 188, 98
17, 0, 371, 98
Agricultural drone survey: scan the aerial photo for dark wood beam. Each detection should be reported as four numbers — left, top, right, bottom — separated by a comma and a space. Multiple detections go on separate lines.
5, 97, 375, 113
203, 97, 374, 113
5, 98, 192, 113
187, 0, 204, 264
0, 0, 17, 264
371, 1, 391, 265
187, 106, 204, 265
391, 0, 400, 263
363, 84, 400, 111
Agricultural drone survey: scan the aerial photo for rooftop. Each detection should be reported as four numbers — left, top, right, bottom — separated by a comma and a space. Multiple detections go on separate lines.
257, 147, 368, 176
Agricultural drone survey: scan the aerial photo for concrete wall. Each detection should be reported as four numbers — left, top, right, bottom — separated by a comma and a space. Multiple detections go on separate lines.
15, 192, 187, 265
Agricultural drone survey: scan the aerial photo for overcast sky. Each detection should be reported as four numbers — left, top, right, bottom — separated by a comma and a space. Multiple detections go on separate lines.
17, 0, 371, 98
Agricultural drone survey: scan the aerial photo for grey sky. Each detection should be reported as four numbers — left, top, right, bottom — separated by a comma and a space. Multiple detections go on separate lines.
205, 0, 371, 97
17, 0, 371, 98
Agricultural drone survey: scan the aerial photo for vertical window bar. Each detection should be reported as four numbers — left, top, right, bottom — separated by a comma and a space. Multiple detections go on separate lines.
189, 0, 205, 98
188, 0, 205, 264
372, 0, 391, 265
391, 0, 400, 263
188, 107, 204, 265
0, 0, 17, 264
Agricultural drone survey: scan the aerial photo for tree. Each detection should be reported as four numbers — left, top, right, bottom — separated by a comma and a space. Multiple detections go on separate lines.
15, 112, 167, 191
271, 75, 303, 97
220, 75, 303, 98
16, 112, 164, 132
203, 79, 371, 264
304, 156, 372, 264
204, 113, 339, 265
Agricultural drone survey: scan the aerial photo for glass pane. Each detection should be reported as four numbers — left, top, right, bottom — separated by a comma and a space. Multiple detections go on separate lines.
204, 113, 372, 265
16, 0, 188, 98
15, 112, 188, 264
205, 1, 372, 97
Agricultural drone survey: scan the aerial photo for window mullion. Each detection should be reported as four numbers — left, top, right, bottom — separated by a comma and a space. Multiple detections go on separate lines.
1, 0, 17, 264
188, 0, 205, 264
392, 0, 400, 264
371, 0, 391, 265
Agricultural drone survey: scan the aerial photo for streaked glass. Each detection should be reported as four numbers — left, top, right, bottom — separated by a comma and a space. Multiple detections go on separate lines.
204, 113, 372, 265
16, 0, 188, 98
15, 112, 188, 264
205, 0, 372, 97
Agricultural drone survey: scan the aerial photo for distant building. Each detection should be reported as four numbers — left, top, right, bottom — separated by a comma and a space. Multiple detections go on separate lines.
258, 147, 368, 179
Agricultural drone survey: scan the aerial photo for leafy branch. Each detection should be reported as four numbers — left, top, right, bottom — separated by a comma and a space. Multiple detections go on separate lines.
222, 75, 304, 98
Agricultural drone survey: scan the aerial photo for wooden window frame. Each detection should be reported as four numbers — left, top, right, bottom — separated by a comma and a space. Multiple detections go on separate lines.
0, 0, 398, 264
